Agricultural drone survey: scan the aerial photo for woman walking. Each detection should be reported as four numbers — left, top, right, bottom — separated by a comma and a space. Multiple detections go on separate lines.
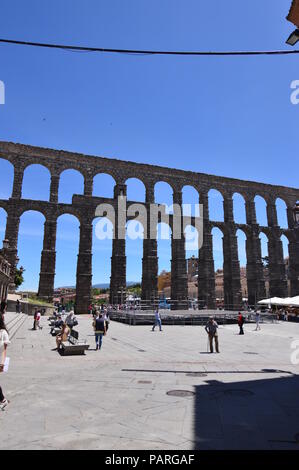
0, 315, 10, 410
238, 312, 245, 335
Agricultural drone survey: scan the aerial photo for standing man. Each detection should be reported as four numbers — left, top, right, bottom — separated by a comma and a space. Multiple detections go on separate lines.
238, 312, 245, 335
255, 311, 261, 331
16, 299, 20, 314
93, 312, 106, 350
205, 317, 219, 353
152, 309, 162, 332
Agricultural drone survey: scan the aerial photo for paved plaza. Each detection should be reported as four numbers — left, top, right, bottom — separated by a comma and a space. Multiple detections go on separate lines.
1, 312, 299, 450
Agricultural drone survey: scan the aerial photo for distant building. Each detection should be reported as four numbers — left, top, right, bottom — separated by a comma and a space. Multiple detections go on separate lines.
287, 0, 299, 27
187, 256, 198, 281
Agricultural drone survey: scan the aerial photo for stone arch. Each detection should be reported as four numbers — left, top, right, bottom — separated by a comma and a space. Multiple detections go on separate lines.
211, 226, 224, 301
208, 189, 224, 222
275, 197, 288, 229
126, 219, 144, 286
154, 181, 174, 214
18, 203, 48, 220
254, 195, 268, 226
22, 164, 51, 201
182, 185, 199, 217
233, 192, 246, 225
58, 169, 84, 203
0, 158, 14, 200
93, 173, 116, 199
92, 216, 114, 291
236, 228, 248, 299
280, 233, 289, 264
184, 224, 199, 259
55, 213, 80, 290
157, 221, 172, 293
125, 177, 146, 202
18, 210, 46, 292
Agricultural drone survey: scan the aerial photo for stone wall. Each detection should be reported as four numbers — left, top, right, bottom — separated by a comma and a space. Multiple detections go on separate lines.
0, 141, 298, 312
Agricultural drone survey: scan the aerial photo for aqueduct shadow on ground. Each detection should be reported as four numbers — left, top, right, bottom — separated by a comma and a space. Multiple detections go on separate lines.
192, 370, 299, 450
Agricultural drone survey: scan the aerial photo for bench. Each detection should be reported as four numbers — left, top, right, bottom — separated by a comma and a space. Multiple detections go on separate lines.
60, 330, 90, 356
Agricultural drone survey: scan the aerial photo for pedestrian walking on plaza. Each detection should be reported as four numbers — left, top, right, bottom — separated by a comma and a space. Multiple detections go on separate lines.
205, 317, 219, 353
16, 299, 21, 314
152, 309, 162, 332
32, 308, 38, 330
103, 311, 110, 333
35, 310, 43, 330
255, 311, 261, 331
0, 315, 10, 411
238, 312, 245, 335
93, 312, 106, 350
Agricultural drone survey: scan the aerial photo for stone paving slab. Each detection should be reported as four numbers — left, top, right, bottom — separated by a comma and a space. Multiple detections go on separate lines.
1, 313, 299, 450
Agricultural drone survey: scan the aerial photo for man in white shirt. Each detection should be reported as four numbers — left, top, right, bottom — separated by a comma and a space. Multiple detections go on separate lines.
152, 310, 162, 332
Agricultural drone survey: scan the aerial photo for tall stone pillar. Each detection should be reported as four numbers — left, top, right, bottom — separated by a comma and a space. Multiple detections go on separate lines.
267, 202, 278, 227
245, 231, 266, 305
12, 165, 24, 199
287, 206, 299, 296
267, 230, 288, 298
4, 208, 20, 292
288, 234, 299, 296
38, 219, 57, 300
223, 195, 242, 310
170, 190, 188, 310
84, 175, 93, 197
109, 184, 127, 305
266, 202, 288, 297
50, 174, 60, 203
245, 197, 257, 225
197, 192, 216, 308
245, 197, 266, 305
141, 186, 158, 305
75, 218, 93, 314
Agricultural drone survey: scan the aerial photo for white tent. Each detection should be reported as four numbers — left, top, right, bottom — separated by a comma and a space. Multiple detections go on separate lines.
258, 297, 285, 306
288, 296, 299, 307
258, 296, 299, 307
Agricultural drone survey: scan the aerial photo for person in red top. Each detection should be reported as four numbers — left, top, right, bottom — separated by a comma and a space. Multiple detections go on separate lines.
238, 312, 244, 335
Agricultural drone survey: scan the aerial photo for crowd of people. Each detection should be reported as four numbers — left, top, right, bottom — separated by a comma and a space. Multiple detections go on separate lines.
1, 295, 294, 414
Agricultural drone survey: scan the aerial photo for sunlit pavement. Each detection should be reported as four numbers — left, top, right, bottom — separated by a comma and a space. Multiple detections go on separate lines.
1, 312, 299, 450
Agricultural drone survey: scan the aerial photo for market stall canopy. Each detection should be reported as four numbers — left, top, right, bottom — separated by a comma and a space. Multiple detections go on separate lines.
258, 297, 287, 305
258, 296, 299, 306
288, 296, 299, 307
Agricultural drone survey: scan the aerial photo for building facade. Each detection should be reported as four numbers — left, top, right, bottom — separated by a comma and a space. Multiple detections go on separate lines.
0, 252, 11, 303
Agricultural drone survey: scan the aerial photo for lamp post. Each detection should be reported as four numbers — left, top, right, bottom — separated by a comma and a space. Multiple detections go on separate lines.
293, 202, 299, 227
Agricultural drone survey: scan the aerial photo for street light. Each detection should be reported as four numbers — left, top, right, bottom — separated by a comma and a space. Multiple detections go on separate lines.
286, 28, 299, 45
2, 239, 9, 250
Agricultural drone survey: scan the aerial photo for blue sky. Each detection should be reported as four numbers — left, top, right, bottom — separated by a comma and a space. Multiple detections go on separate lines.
0, 0, 297, 290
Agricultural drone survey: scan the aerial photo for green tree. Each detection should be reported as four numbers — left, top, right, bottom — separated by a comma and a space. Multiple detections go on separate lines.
15, 266, 25, 289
